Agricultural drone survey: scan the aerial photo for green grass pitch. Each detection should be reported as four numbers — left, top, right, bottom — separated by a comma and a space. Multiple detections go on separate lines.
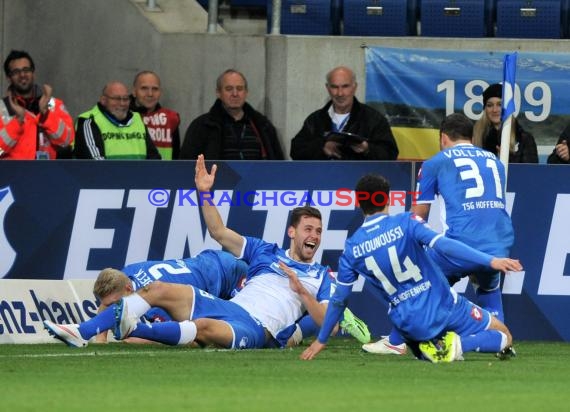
2, 339, 569, 411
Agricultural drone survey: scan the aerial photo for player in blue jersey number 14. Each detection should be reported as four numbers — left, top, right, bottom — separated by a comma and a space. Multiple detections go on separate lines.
301, 173, 522, 363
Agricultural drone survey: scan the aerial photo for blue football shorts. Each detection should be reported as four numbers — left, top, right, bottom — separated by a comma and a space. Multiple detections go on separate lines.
190, 286, 266, 349
444, 292, 492, 336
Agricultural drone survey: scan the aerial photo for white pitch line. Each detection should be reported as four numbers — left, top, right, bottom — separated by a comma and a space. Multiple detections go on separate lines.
0, 350, 184, 358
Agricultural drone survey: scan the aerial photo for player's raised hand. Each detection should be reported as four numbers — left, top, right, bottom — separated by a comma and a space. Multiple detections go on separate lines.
195, 154, 217, 192
490, 257, 522, 273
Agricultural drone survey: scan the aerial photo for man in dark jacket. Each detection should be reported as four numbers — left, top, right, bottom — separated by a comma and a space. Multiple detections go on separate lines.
290, 66, 398, 161
547, 126, 570, 164
180, 69, 283, 160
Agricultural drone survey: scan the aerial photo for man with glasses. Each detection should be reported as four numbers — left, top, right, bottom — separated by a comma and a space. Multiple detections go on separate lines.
0, 50, 74, 159
73, 81, 160, 159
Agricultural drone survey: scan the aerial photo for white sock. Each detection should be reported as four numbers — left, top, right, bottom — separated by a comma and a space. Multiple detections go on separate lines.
290, 323, 303, 345
178, 320, 197, 345
123, 294, 151, 318
498, 331, 508, 351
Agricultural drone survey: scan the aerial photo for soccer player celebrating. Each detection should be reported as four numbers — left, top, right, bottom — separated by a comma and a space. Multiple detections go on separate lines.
301, 173, 522, 363
45, 156, 369, 348
365, 113, 516, 356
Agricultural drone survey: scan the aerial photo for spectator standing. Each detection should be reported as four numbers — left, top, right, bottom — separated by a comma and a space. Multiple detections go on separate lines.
290, 66, 398, 160
130, 71, 180, 160
73, 81, 160, 159
179, 69, 283, 160
473, 83, 538, 163
0, 50, 74, 160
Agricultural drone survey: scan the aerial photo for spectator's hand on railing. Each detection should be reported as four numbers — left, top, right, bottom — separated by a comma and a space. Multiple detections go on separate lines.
555, 140, 569, 162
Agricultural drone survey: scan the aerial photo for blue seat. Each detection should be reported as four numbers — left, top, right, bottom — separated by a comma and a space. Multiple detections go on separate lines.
496, 0, 562, 39
485, 0, 498, 36
421, 0, 487, 37
563, 0, 570, 37
343, 0, 417, 36
269, 0, 334, 35
231, 0, 267, 6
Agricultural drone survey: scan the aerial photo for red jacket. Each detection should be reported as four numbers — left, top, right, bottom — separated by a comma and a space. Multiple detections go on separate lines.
0, 94, 75, 160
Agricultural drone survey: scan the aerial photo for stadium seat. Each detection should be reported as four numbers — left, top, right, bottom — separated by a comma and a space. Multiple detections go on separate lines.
420, 0, 487, 37
231, 0, 266, 6
196, 0, 208, 9
563, 0, 570, 37
496, 0, 562, 39
343, 0, 418, 36
268, 0, 335, 35
485, 0, 498, 36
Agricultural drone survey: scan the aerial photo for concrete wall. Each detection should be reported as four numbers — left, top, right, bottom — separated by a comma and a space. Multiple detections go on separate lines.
2, 0, 569, 158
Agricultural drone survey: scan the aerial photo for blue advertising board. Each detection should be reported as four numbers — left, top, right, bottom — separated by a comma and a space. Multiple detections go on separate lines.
1, 161, 569, 341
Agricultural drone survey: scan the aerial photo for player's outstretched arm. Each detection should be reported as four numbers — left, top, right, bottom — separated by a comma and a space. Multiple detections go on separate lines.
490, 258, 522, 273
433, 235, 523, 273
194, 154, 243, 256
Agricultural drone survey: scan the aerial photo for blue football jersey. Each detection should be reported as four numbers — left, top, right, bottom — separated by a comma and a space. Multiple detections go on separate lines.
416, 143, 514, 255
337, 213, 457, 341
122, 250, 248, 299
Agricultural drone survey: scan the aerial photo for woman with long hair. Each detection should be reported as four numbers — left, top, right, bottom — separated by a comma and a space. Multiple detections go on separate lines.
472, 83, 538, 163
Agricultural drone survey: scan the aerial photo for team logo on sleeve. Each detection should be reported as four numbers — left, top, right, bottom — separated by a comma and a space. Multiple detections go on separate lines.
470, 306, 483, 321
411, 213, 425, 223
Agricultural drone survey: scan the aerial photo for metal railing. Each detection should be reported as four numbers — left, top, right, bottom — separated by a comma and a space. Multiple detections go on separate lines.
145, 0, 158, 11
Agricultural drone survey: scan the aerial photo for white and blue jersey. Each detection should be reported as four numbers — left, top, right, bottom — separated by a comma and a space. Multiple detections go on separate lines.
416, 143, 514, 256
231, 236, 334, 346
318, 213, 495, 342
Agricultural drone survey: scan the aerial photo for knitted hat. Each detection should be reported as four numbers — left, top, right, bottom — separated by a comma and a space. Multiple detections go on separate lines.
483, 83, 503, 106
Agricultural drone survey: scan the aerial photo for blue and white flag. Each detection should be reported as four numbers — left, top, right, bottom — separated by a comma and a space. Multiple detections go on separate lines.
501, 52, 517, 122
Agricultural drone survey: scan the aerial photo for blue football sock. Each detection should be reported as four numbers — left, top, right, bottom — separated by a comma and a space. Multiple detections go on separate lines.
129, 321, 182, 346
388, 328, 406, 345
477, 287, 504, 322
461, 330, 504, 353
297, 315, 318, 338
78, 305, 117, 340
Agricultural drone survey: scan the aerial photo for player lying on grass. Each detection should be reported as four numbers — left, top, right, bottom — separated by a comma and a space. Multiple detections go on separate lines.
300, 173, 523, 363
45, 156, 370, 348
90, 249, 247, 343
45, 249, 369, 348
89, 250, 365, 346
